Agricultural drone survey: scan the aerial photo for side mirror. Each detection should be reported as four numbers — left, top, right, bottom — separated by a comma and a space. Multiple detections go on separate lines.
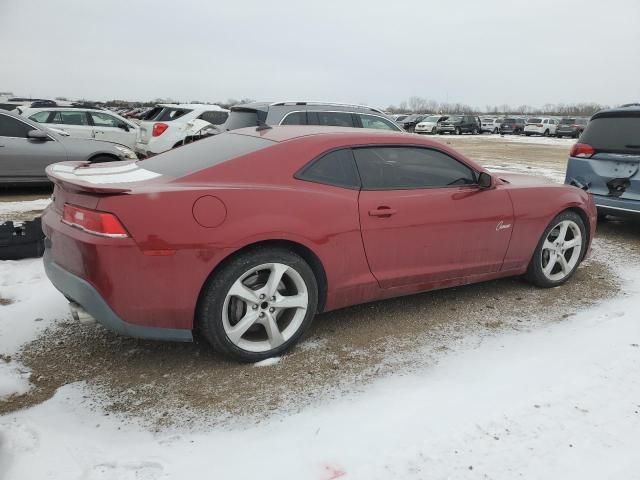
118, 123, 130, 132
478, 172, 492, 189
27, 130, 50, 141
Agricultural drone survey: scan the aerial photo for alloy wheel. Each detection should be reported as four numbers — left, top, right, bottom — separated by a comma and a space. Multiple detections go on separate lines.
222, 262, 309, 352
540, 220, 582, 282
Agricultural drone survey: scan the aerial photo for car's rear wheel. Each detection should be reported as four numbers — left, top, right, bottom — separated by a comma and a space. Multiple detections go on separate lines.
472, 127, 479, 135
198, 248, 318, 362
526, 211, 586, 288
493, 127, 498, 134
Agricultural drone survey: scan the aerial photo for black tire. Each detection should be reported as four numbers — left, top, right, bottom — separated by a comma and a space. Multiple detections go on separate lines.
524, 132, 531, 136
88, 155, 120, 163
472, 127, 479, 135
543, 129, 550, 137
525, 210, 587, 288
198, 247, 319, 362
431, 127, 437, 134
493, 128, 498, 134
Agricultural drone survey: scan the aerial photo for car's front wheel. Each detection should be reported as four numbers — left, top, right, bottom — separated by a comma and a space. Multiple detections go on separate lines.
431, 126, 437, 134
526, 211, 586, 288
198, 248, 318, 362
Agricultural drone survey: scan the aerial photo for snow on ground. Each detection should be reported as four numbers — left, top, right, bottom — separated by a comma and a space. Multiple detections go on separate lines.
0, 199, 50, 221
0, 240, 638, 479
0, 259, 68, 401
486, 163, 565, 183
450, 134, 577, 147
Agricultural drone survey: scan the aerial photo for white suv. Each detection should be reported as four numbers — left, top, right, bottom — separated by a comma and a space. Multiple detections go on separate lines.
480, 118, 502, 134
17, 107, 139, 149
524, 117, 558, 137
135, 104, 229, 157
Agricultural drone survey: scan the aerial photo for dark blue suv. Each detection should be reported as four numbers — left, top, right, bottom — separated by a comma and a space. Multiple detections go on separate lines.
565, 105, 640, 218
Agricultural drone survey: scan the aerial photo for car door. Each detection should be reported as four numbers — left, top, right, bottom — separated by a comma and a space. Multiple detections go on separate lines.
49, 110, 94, 139
355, 146, 514, 288
0, 114, 67, 180
89, 111, 137, 148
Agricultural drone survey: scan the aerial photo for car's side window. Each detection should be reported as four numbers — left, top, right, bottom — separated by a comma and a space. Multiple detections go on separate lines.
353, 147, 476, 190
0, 115, 33, 138
29, 111, 52, 123
358, 114, 399, 131
198, 110, 229, 125
90, 112, 120, 128
280, 111, 307, 126
51, 111, 90, 126
310, 111, 355, 128
296, 148, 360, 189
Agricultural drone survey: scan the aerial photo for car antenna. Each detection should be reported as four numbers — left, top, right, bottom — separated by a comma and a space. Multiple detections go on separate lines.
256, 120, 272, 131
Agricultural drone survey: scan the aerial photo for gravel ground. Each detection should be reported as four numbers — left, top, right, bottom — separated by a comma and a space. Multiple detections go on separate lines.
1, 135, 638, 428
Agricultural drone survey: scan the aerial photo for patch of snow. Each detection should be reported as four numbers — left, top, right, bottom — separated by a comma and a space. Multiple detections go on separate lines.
486, 163, 565, 183
446, 134, 577, 146
253, 357, 281, 367
0, 259, 68, 355
0, 362, 31, 401
0, 259, 68, 401
0, 199, 51, 220
1, 247, 638, 479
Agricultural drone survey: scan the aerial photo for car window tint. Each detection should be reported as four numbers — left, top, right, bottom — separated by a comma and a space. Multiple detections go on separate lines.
311, 111, 354, 128
359, 114, 399, 131
0, 114, 33, 138
29, 111, 51, 123
354, 147, 476, 190
141, 132, 274, 177
51, 111, 89, 126
155, 108, 192, 122
297, 149, 360, 189
198, 110, 229, 125
90, 112, 120, 128
280, 111, 307, 125
580, 115, 640, 154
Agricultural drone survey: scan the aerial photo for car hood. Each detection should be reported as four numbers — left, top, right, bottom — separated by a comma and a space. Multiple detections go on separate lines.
497, 173, 554, 186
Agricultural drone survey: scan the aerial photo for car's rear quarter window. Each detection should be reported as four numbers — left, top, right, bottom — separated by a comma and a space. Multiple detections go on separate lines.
580, 114, 640, 154
140, 132, 275, 177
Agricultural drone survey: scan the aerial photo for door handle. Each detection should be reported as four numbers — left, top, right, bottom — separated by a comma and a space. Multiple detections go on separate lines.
369, 207, 397, 217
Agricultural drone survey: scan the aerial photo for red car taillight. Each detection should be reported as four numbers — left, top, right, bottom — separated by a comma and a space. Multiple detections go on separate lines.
62, 204, 129, 238
152, 123, 169, 137
569, 143, 595, 158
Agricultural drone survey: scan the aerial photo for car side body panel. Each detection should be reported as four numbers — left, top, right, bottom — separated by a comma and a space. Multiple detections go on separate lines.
42, 127, 597, 337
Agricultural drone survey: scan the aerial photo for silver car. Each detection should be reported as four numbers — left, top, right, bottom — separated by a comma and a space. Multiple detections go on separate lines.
0, 110, 137, 184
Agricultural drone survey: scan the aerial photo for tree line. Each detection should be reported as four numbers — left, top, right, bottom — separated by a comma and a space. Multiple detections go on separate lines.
386, 96, 612, 116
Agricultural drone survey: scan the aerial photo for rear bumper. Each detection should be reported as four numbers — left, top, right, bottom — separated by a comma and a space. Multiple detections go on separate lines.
592, 195, 640, 216
43, 245, 193, 342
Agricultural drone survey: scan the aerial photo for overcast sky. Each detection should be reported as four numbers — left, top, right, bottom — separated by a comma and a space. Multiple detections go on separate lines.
1, 0, 638, 109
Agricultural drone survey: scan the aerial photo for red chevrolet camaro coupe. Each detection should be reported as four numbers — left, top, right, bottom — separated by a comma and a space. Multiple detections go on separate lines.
43, 126, 596, 361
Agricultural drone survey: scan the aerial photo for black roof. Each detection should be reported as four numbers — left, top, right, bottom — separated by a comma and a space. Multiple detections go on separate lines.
592, 104, 640, 120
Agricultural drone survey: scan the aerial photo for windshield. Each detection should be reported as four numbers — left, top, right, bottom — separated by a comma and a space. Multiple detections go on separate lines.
580, 115, 640, 154
446, 116, 462, 122
223, 110, 259, 130
424, 116, 441, 122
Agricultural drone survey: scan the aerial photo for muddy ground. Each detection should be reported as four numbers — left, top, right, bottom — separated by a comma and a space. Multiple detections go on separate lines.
2, 135, 638, 428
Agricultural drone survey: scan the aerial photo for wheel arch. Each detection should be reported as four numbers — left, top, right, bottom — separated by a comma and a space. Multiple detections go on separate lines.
195, 239, 328, 326
87, 153, 120, 163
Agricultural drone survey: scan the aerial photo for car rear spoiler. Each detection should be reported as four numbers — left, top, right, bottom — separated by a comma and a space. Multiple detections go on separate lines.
46, 161, 161, 194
